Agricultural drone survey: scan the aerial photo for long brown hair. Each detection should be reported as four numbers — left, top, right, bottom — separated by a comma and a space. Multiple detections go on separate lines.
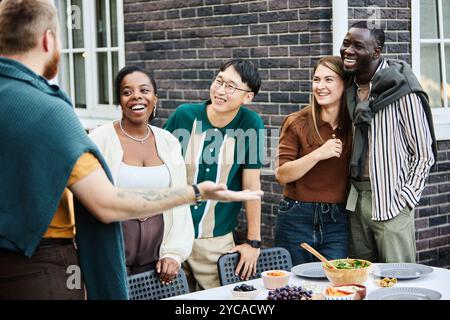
305, 56, 351, 148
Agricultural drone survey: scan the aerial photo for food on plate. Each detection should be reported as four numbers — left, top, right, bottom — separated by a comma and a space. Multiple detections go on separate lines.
333, 284, 367, 300
233, 284, 256, 292
323, 284, 367, 300
261, 270, 292, 289
323, 259, 372, 285
375, 277, 397, 287
328, 259, 371, 270
323, 286, 356, 300
325, 287, 354, 296
231, 284, 260, 300
266, 285, 312, 300
266, 271, 288, 277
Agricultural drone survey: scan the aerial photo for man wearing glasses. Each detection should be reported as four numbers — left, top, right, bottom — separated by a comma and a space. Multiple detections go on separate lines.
164, 59, 264, 291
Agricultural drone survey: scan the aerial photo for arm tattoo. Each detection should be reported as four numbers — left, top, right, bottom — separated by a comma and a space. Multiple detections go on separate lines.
117, 187, 189, 203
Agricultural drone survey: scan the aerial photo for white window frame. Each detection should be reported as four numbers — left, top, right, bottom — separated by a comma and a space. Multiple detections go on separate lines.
57, 0, 125, 129
332, 0, 348, 56
412, 0, 450, 140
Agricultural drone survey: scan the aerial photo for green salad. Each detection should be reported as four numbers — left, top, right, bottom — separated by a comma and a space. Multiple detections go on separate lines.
331, 259, 370, 269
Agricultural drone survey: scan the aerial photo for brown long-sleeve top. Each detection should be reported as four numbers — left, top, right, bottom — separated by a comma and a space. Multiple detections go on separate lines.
277, 110, 351, 204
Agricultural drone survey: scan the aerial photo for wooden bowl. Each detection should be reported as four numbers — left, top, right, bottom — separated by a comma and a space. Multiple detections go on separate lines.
323, 259, 372, 285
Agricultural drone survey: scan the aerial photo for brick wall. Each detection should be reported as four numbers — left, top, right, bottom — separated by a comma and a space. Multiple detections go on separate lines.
123, 0, 334, 248
123, 0, 450, 267
417, 141, 450, 267
348, 0, 412, 63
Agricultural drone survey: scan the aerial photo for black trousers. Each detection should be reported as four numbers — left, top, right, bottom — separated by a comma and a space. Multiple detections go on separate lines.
0, 239, 85, 300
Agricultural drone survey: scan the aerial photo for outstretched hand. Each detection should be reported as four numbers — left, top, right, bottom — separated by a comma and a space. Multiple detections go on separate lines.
197, 181, 263, 202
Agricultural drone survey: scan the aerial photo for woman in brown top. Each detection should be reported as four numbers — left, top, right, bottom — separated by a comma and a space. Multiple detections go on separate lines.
274, 56, 352, 265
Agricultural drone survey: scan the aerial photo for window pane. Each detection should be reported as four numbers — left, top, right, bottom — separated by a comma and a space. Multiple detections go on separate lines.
421, 44, 443, 108
443, 0, 450, 38
420, 0, 439, 38
110, 0, 118, 47
74, 53, 86, 109
96, 0, 108, 47
71, 0, 84, 49
112, 52, 119, 105
97, 52, 109, 104
58, 53, 71, 96
55, 0, 68, 49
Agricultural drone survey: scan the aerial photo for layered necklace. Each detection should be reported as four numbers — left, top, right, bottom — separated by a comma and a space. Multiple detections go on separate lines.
119, 120, 151, 144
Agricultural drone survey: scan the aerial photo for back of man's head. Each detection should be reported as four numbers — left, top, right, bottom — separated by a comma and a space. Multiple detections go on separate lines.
220, 59, 261, 96
0, 0, 58, 55
350, 21, 385, 50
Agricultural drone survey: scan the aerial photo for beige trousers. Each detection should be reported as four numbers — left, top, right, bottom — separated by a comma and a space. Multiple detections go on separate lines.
182, 232, 235, 291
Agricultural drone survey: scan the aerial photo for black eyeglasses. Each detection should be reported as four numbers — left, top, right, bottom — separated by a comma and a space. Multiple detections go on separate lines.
212, 78, 252, 95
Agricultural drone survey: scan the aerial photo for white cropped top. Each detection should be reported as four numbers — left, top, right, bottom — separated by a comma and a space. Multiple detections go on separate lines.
116, 162, 170, 189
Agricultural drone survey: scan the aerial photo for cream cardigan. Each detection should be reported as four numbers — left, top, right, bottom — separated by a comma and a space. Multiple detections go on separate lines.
89, 122, 194, 265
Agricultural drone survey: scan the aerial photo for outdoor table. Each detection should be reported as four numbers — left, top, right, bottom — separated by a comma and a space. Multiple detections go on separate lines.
167, 264, 450, 300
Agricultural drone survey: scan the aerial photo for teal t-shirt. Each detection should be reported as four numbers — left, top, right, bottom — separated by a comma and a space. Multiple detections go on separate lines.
164, 101, 265, 238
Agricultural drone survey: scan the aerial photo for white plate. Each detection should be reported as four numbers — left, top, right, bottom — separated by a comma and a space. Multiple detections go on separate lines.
367, 287, 441, 300
372, 263, 433, 280
291, 262, 326, 279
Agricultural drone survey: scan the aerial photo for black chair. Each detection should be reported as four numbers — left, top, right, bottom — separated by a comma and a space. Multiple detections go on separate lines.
217, 247, 293, 286
127, 268, 189, 300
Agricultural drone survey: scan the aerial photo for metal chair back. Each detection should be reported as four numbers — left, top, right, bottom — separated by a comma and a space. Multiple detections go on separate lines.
127, 268, 189, 300
217, 247, 293, 286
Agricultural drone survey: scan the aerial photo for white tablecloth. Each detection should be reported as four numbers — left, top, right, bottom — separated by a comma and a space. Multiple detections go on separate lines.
168, 265, 450, 300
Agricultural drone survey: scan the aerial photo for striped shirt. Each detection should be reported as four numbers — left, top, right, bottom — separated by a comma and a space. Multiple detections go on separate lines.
358, 59, 435, 221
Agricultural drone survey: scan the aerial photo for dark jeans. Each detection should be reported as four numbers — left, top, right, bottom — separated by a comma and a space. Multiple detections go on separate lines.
0, 239, 85, 300
275, 198, 349, 266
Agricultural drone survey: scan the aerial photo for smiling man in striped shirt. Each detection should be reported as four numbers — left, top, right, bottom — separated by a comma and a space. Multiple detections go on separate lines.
340, 21, 437, 263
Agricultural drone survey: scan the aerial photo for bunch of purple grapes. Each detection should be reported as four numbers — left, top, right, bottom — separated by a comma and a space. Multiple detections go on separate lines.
233, 284, 256, 292
266, 285, 313, 300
